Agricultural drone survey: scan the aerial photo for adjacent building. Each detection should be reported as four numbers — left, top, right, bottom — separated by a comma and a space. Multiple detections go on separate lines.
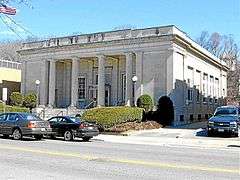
18, 25, 228, 125
0, 59, 21, 104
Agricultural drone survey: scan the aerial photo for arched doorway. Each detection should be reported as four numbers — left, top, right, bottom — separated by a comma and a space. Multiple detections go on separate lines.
157, 96, 174, 126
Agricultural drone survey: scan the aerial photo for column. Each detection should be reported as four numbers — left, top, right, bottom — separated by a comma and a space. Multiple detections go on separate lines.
125, 52, 133, 106
48, 60, 56, 107
97, 55, 106, 106
135, 51, 143, 103
70, 57, 79, 107
21, 60, 26, 95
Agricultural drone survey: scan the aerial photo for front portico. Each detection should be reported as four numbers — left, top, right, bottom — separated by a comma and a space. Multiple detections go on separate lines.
45, 53, 138, 108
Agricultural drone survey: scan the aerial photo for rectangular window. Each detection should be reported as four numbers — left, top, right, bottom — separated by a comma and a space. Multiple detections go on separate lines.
187, 89, 193, 102
78, 77, 86, 99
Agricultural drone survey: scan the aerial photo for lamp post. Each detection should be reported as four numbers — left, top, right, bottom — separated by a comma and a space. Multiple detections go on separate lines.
35, 80, 40, 107
132, 75, 138, 106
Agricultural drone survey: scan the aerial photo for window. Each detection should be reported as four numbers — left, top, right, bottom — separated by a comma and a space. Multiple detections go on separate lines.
7, 114, 19, 121
202, 73, 208, 102
49, 118, 59, 123
95, 74, 98, 85
180, 115, 184, 122
196, 89, 200, 103
0, 114, 7, 121
78, 77, 86, 99
187, 89, 193, 101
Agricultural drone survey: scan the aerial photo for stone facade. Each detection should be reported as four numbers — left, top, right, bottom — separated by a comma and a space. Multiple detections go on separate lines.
18, 25, 228, 125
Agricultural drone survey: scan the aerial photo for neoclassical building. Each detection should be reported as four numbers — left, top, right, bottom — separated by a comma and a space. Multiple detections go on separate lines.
18, 25, 228, 125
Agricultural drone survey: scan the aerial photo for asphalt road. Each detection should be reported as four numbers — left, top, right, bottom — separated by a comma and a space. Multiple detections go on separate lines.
0, 137, 239, 180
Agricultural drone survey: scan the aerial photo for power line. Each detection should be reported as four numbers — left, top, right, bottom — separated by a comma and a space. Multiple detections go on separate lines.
4, 14, 36, 37
0, 14, 23, 39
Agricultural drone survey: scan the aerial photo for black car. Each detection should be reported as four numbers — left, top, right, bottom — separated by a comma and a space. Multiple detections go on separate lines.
0, 112, 52, 140
48, 116, 99, 141
208, 106, 239, 137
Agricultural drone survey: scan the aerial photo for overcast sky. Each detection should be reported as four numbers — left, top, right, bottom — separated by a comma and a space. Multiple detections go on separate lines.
0, 0, 239, 44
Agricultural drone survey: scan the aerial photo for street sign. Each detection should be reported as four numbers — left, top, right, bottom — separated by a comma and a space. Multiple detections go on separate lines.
2, 88, 7, 101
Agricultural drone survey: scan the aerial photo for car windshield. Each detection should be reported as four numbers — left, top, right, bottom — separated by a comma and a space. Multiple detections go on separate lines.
20, 114, 42, 121
70, 117, 81, 123
214, 108, 237, 116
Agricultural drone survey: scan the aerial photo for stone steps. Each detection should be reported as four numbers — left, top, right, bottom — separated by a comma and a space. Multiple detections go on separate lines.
33, 107, 86, 120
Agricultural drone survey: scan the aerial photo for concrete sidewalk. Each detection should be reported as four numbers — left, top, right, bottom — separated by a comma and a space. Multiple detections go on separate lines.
95, 125, 240, 150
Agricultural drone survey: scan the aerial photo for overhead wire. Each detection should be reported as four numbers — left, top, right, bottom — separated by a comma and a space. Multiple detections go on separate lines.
4, 14, 36, 37
0, 14, 23, 39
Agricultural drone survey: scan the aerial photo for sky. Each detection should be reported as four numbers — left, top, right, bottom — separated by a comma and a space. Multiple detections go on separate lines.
0, 0, 239, 44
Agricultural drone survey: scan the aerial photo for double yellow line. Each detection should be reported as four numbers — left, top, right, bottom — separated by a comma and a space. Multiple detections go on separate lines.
0, 145, 239, 174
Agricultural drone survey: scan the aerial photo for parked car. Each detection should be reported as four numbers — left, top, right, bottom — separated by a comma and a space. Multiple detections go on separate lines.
48, 116, 99, 141
0, 112, 52, 140
207, 106, 239, 137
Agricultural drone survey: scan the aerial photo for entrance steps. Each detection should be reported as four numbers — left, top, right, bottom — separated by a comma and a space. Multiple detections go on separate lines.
33, 107, 86, 120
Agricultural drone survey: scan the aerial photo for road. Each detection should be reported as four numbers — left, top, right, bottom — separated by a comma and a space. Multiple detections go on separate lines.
0, 137, 239, 180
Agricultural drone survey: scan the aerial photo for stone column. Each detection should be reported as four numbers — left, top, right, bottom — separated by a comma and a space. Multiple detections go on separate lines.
48, 60, 56, 107
97, 55, 106, 106
135, 51, 143, 103
70, 57, 79, 107
125, 52, 134, 106
21, 60, 26, 95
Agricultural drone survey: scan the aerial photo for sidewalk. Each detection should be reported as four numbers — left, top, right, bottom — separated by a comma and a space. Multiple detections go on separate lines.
95, 121, 240, 150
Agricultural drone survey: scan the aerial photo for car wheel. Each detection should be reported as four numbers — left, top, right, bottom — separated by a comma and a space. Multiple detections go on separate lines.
234, 132, 239, 137
82, 137, 91, 142
64, 130, 73, 141
12, 128, 22, 140
50, 134, 56, 139
34, 135, 43, 140
207, 130, 213, 137
2, 134, 9, 139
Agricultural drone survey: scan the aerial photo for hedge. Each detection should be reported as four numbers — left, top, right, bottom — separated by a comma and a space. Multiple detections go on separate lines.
0, 103, 29, 113
136, 94, 153, 112
82, 107, 144, 129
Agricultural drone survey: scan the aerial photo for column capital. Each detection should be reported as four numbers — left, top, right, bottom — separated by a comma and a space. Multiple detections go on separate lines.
96, 54, 106, 59
71, 56, 80, 61
124, 51, 134, 56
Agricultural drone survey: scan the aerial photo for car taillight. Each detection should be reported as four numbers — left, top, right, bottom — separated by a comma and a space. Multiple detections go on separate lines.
79, 123, 86, 129
28, 122, 36, 128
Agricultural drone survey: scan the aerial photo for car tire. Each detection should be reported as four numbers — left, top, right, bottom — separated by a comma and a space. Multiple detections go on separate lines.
50, 134, 56, 139
2, 134, 9, 139
82, 137, 91, 142
234, 132, 239, 137
207, 130, 213, 137
34, 135, 43, 140
64, 130, 73, 141
12, 128, 22, 140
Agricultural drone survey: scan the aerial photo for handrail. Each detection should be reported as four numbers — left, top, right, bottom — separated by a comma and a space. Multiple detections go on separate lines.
84, 100, 96, 109
57, 110, 64, 116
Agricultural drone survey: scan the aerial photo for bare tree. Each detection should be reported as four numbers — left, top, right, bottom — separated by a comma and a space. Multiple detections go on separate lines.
0, 40, 21, 62
197, 31, 240, 104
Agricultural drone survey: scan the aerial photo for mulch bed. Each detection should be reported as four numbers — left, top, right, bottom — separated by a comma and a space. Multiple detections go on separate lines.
107, 121, 162, 133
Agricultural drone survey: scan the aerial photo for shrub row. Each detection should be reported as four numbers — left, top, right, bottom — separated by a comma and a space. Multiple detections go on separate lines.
0, 103, 30, 113
82, 107, 144, 129
10, 92, 37, 109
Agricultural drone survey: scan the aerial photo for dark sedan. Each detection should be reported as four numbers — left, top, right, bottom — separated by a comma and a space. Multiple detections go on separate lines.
0, 112, 52, 140
48, 116, 99, 141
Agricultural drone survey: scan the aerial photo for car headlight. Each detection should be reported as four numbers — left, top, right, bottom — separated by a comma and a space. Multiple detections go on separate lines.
230, 121, 237, 127
208, 121, 214, 126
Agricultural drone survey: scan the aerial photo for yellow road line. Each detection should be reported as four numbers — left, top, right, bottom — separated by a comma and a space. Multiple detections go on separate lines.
0, 145, 239, 174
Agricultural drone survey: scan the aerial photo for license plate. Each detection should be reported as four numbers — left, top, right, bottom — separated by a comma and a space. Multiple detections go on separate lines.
41, 128, 46, 131
88, 127, 93, 130
218, 129, 224, 132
